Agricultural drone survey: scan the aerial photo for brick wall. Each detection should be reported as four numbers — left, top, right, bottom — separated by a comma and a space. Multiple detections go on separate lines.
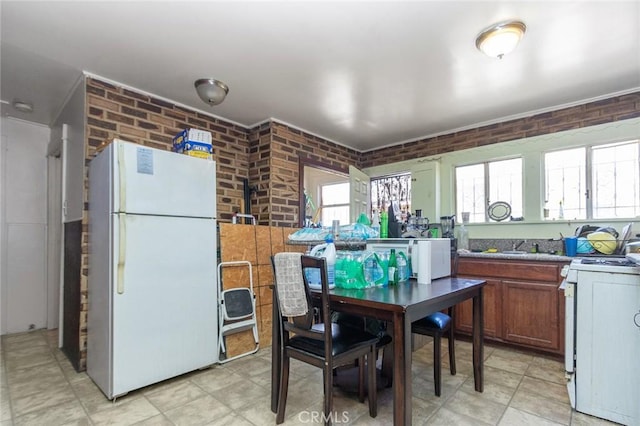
248, 122, 273, 225
360, 92, 640, 168
248, 121, 361, 227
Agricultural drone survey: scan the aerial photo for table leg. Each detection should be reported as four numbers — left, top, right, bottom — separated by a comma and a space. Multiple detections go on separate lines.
392, 312, 411, 425
271, 294, 280, 413
472, 288, 484, 392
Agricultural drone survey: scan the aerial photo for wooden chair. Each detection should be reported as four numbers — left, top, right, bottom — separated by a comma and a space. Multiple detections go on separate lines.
411, 306, 456, 396
411, 250, 459, 396
271, 253, 379, 425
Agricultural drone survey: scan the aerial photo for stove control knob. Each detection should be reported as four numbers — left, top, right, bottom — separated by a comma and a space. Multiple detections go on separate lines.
634, 311, 640, 328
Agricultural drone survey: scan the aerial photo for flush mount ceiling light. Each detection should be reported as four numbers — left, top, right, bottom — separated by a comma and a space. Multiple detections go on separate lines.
194, 78, 229, 106
476, 20, 526, 59
12, 100, 34, 113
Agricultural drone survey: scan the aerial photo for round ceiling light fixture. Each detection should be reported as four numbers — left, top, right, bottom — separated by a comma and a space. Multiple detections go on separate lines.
475, 20, 526, 59
194, 78, 229, 106
12, 100, 34, 113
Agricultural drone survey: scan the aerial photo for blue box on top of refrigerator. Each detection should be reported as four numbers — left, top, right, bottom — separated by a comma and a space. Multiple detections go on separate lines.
87, 139, 218, 399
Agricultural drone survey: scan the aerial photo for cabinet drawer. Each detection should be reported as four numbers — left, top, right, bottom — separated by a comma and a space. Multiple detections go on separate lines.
459, 258, 560, 282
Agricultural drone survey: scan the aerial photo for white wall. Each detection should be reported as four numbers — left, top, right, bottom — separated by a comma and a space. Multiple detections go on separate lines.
364, 118, 640, 240
52, 76, 85, 222
1, 117, 50, 334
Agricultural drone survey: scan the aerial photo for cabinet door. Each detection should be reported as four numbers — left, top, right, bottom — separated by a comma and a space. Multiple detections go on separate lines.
455, 278, 501, 338
503, 280, 559, 351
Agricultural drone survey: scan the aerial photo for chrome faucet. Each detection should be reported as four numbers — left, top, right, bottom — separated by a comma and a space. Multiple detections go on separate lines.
512, 240, 527, 251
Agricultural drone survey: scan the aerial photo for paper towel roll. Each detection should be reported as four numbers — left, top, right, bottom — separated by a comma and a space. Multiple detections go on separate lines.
417, 241, 432, 284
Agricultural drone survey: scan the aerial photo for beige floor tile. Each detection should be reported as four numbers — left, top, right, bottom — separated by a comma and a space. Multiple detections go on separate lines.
189, 367, 246, 394
8, 370, 68, 401
246, 367, 273, 389
485, 353, 531, 375
145, 380, 207, 412
510, 387, 572, 425
72, 377, 144, 415
499, 406, 565, 425
89, 397, 160, 426
11, 382, 76, 417
525, 361, 566, 385
4, 351, 55, 372
2, 332, 47, 348
59, 417, 92, 426
460, 376, 516, 405
235, 396, 278, 425
491, 347, 535, 363
164, 395, 232, 426
131, 413, 174, 425
13, 399, 86, 426
0, 394, 11, 421
58, 360, 89, 384
444, 388, 508, 424
484, 365, 524, 389
518, 376, 570, 404
426, 406, 493, 426
7, 361, 63, 384
209, 378, 271, 411
223, 354, 271, 378
570, 410, 620, 425
411, 373, 461, 404
206, 411, 256, 426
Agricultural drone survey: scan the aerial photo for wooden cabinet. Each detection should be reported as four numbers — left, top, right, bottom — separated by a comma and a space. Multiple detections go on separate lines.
502, 280, 559, 350
455, 278, 502, 338
455, 257, 568, 355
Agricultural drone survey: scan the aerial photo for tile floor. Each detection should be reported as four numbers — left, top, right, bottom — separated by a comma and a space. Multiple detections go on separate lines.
0, 329, 617, 425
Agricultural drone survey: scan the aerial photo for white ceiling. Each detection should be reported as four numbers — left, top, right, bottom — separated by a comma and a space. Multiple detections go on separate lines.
1, 1, 639, 152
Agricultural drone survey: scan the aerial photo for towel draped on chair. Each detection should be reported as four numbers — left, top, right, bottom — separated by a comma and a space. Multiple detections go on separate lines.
273, 252, 308, 317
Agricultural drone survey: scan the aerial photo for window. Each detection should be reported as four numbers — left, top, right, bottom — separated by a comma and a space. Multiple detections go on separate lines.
455, 158, 522, 223
371, 173, 411, 218
544, 147, 586, 219
545, 140, 640, 220
320, 182, 350, 226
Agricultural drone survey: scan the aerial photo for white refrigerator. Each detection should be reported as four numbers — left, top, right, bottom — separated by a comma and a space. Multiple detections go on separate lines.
87, 139, 218, 399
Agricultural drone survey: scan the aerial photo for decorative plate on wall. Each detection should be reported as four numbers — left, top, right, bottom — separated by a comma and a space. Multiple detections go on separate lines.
488, 201, 512, 222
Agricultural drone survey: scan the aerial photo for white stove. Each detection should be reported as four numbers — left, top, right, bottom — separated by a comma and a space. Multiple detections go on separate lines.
568, 256, 640, 274
562, 256, 640, 425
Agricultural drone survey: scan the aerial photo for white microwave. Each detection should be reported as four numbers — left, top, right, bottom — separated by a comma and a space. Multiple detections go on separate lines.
365, 238, 451, 280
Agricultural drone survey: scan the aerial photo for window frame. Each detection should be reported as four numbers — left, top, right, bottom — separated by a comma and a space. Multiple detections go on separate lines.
370, 172, 412, 217
319, 181, 350, 225
454, 156, 523, 223
543, 139, 640, 221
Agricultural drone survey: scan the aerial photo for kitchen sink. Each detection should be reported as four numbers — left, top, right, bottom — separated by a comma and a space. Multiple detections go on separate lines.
502, 250, 528, 255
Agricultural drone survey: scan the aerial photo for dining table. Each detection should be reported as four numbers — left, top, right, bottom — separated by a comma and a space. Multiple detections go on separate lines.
271, 276, 486, 425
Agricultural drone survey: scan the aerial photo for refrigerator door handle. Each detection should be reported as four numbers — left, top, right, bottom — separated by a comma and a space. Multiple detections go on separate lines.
118, 142, 126, 213
117, 214, 126, 294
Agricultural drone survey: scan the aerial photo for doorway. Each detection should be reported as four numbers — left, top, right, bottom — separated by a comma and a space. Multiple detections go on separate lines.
298, 157, 348, 228
1, 118, 50, 334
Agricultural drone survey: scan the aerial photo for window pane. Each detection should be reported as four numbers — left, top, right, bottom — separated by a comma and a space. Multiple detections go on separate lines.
489, 158, 522, 218
545, 148, 586, 220
371, 174, 411, 218
592, 141, 640, 218
456, 164, 485, 223
322, 182, 349, 205
321, 206, 350, 227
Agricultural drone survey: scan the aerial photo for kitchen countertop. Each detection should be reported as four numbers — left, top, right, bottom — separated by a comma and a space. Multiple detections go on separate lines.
459, 251, 571, 262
